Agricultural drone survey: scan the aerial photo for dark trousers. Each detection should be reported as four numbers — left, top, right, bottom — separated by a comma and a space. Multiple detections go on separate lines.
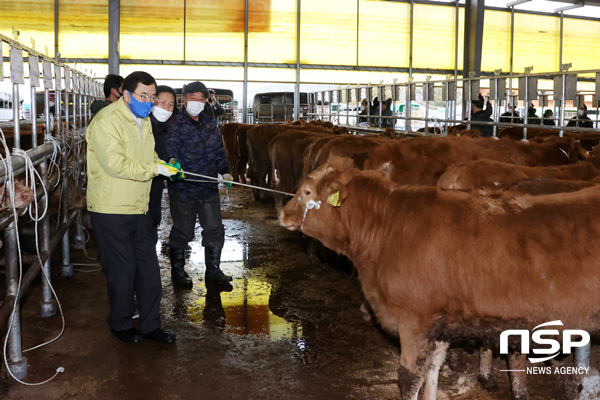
90, 212, 162, 334
169, 194, 225, 251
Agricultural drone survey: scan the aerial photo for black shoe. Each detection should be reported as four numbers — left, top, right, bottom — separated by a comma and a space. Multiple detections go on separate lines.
142, 328, 176, 344
170, 246, 193, 288
205, 247, 233, 283
111, 328, 143, 343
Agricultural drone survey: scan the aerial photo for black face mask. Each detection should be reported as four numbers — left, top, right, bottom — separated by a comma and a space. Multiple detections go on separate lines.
115, 90, 123, 100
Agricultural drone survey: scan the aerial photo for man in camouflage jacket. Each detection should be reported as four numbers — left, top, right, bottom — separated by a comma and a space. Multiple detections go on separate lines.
166, 81, 233, 287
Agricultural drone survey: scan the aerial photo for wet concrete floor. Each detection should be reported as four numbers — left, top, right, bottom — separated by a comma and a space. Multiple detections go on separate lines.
1, 187, 599, 399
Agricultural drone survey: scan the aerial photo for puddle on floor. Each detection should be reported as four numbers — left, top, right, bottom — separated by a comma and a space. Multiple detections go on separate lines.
158, 217, 303, 342
187, 272, 303, 342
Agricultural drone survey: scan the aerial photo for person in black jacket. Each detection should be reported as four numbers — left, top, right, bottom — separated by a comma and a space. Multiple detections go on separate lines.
379, 98, 394, 128
469, 94, 493, 137
166, 82, 233, 287
567, 105, 594, 129
149, 85, 177, 245
499, 106, 523, 124
542, 109, 555, 126
91, 74, 124, 119
527, 104, 541, 125
205, 89, 225, 120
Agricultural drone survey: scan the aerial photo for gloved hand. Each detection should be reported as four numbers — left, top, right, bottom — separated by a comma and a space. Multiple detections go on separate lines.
219, 173, 234, 190
167, 158, 185, 181
156, 162, 178, 177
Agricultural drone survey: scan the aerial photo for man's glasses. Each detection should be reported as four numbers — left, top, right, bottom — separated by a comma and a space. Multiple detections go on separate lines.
132, 92, 157, 102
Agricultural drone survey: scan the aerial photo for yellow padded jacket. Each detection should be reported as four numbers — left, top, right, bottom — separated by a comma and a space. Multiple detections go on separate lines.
86, 98, 158, 214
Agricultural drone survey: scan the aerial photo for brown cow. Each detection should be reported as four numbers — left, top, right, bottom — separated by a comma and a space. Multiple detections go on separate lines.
365, 135, 583, 186
234, 124, 253, 184
280, 157, 600, 399
220, 123, 243, 182
246, 124, 287, 202
506, 176, 598, 196
269, 129, 328, 212
0, 180, 34, 211
438, 155, 600, 192
246, 124, 330, 202
48, 176, 86, 215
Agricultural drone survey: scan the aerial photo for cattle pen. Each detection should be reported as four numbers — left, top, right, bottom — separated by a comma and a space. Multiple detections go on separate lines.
4, 0, 600, 399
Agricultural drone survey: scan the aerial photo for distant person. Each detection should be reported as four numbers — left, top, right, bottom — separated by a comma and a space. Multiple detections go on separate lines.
370, 97, 380, 125
358, 99, 369, 125
542, 109, 555, 126
499, 106, 522, 124
205, 89, 224, 120
468, 94, 493, 138
379, 98, 394, 129
149, 85, 177, 245
527, 104, 540, 125
46, 92, 65, 117
91, 74, 124, 119
567, 105, 594, 128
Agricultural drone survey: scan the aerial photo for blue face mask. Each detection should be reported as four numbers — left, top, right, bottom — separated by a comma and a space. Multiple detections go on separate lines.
128, 93, 154, 119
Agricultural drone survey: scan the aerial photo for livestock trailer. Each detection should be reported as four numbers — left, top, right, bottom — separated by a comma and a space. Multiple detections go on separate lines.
252, 92, 309, 124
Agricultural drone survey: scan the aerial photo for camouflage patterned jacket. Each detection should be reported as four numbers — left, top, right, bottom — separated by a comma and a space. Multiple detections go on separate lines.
166, 110, 229, 200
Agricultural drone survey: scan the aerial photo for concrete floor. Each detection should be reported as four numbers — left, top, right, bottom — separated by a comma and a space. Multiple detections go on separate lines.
0, 187, 597, 399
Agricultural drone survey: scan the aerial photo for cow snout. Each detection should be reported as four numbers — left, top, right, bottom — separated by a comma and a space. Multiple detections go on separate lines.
278, 210, 299, 231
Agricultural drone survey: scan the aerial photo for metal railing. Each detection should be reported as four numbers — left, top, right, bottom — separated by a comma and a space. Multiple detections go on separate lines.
0, 33, 101, 381
307, 65, 600, 140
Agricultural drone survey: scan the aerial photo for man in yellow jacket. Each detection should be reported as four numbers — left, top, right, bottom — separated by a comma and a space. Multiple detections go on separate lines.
87, 71, 178, 344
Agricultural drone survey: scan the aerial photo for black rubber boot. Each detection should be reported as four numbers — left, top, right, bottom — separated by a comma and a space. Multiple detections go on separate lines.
170, 246, 193, 288
204, 247, 233, 283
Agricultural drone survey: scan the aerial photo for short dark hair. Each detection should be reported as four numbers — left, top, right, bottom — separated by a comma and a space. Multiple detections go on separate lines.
156, 85, 177, 102
122, 71, 157, 94
103, 74, 124, 98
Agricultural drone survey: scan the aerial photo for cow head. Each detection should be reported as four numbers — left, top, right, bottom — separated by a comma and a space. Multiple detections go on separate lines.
279, 157, 357, 244
568, 140, 589, 162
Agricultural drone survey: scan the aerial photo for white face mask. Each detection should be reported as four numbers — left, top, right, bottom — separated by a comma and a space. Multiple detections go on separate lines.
152, 105, 173, 122
578, 110, 585, 117
185, 101, 205, 117
49, 102, 55, 107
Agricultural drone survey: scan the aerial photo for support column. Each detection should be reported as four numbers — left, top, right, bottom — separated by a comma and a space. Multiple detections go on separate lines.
242, 0, 249, 123
108, 0, 120, 75
293, 0, 301, 121
463, 0, 485, 78
462, 0, 485, 118
54, 0, 59, 57
5, 223, 28, 380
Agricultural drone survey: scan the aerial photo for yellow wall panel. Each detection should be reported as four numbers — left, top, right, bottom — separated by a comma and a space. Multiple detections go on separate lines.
482, 10, 510, 72
563, 17, 600, 71
185, 0, 245, 62
413, 4, 463, 70
120, 0, 184, 60
358, 0, 409, 68
300, 0, 357, 66
58, 0, 108, 59
0, 0, 55, 58
248, 0, 297, 64
513, 13, 559, 73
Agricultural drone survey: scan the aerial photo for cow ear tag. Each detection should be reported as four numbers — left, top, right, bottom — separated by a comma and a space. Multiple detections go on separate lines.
329, 191, 342, 207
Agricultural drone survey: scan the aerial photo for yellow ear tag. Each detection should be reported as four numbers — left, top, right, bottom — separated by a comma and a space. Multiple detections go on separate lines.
329, 191, 342, 207
457, 133, 461, 137
587, 151, 590, 155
